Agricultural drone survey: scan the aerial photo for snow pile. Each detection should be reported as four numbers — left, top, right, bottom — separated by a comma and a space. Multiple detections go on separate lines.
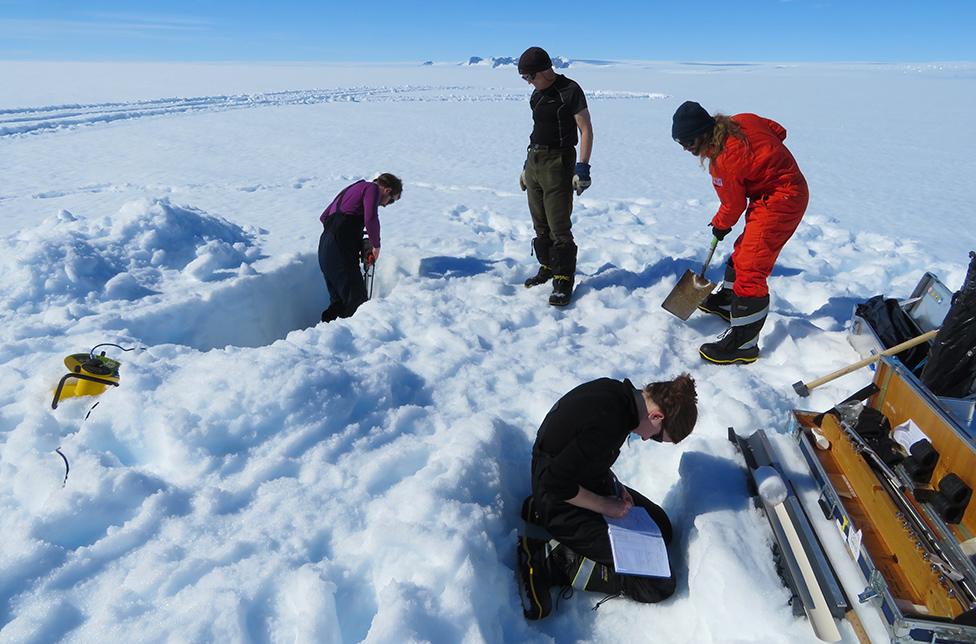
0, 198, 260, 314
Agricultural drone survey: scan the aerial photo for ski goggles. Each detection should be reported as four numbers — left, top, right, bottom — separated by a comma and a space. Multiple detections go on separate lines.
520, 72, 537, 81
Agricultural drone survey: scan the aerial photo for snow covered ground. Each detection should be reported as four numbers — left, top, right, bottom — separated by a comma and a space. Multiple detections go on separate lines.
1, 59, 974, 643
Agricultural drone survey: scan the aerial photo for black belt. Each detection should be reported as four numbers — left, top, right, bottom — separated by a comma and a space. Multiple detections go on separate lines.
527, 143, 572, 151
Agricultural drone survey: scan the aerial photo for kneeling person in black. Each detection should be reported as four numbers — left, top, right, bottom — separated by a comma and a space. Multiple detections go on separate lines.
523, 374, 697, 615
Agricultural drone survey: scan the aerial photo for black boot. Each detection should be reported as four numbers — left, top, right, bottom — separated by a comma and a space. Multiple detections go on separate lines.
549, 276, 574, 306
525, 266, 553, 288
548, 242, 577, 307
519, 500, 616, 593
524, 237, 553, 288
517, 536, 554, 619
548, 541, 622, 595
698, 288, 732, 322
321, 302, 341, 323
698, 259, 736, 321
700, 295, 769, 364
520, 496, 544, 526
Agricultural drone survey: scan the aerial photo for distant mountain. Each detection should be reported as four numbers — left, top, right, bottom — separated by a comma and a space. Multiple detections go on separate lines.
461, 56, 572, 69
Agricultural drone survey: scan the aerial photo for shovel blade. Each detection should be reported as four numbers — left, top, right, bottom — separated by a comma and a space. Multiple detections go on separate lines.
662, 270, 717, 321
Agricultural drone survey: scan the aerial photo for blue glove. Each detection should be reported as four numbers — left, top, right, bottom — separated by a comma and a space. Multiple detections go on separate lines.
711, 225, 732, 241
572, 162, 591, 195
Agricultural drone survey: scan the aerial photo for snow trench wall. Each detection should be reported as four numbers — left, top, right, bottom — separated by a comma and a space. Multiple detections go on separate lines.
116, 255, 327, 351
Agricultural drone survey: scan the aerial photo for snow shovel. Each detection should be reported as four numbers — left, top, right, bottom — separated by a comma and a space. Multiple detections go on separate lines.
662, 236, 719, 321
793, 328, 939, 397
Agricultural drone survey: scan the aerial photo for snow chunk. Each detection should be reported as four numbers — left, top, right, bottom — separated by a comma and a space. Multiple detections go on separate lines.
271, 566, 342, 644
184, 240, 252, 282
103, 272, 157, 301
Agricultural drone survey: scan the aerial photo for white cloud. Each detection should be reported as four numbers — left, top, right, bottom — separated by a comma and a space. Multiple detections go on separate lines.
0, 14, 213, 40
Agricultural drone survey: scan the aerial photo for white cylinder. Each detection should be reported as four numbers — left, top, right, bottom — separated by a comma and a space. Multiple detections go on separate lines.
811, 427, 831, 450
755, 465, 788, 507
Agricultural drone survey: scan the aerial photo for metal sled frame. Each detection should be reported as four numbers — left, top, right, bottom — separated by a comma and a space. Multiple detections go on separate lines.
729, 428, 849, 641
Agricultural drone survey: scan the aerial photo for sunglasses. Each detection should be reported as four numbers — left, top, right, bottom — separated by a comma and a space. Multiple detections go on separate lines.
520, 72, 536, 82
675, 137, 695, 149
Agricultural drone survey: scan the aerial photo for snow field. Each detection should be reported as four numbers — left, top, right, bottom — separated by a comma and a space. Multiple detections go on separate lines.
1, 60, 974, 642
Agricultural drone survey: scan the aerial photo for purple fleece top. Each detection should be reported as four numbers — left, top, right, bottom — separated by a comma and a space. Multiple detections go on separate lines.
319, 179, 381, 248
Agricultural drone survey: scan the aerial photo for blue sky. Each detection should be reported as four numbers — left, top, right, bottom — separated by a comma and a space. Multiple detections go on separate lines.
1, 1, 973, 62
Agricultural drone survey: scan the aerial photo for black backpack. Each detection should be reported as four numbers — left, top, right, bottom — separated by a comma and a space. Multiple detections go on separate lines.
855, 295, 929, 372
922, 251, 976, 398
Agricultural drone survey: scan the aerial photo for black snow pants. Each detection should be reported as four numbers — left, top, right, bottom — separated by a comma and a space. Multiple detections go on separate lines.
318, 209, 367, 319
534, 463, 677, 603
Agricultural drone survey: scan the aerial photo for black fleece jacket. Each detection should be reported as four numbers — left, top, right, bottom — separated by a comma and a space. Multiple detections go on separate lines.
531, 378, 640, 502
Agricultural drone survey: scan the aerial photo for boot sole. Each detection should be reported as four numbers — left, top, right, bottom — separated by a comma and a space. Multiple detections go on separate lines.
699, 348, 758, 365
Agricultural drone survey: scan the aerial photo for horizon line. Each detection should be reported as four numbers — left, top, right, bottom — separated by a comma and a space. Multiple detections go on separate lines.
2, 57, 975, 65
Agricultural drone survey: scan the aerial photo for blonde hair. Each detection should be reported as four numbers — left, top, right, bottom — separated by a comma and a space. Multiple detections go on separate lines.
696, 114, 747, 169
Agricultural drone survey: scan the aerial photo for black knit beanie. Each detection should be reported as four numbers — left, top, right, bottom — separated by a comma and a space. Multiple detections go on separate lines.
518, 47, 552, 74
672, 101, 716, 143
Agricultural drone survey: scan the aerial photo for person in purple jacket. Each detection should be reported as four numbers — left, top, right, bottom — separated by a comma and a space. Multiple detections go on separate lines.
318, 173, 402, 322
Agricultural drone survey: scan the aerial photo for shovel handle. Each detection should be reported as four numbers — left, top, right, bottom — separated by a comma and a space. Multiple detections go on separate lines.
793, 328, 939, 396
699, 236, 719, 278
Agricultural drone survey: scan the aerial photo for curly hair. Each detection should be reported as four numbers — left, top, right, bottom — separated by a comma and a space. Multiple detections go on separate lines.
643, 373, 698, 443
696, 114, 747, 168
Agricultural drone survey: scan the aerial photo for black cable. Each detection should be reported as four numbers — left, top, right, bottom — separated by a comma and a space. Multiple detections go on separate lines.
55, 447, 69, 487
88, 343, 138, 359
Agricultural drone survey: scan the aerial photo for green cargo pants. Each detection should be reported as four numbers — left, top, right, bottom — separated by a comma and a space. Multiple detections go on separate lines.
525, 147, 576, 246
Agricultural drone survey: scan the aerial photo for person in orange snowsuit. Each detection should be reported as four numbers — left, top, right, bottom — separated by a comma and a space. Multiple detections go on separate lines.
672, 101, 808, 364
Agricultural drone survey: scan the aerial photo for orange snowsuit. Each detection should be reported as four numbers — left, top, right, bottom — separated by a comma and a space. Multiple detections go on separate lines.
709, 114, 808, 298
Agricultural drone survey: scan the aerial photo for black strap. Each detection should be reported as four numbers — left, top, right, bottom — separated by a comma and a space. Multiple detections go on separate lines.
326, 180, 364, 220
591, 592, 621, 611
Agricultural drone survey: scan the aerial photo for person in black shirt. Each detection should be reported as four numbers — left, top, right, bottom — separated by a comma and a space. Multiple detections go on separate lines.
520, 374, 698, 617
517, 46, 593, 306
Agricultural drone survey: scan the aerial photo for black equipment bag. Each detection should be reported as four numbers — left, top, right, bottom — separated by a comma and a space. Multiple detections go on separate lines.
855, 296, 928, 373
922, 251, 976, 398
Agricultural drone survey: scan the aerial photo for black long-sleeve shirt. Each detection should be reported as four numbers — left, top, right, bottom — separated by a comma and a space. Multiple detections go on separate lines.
531, 378, 640, 502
